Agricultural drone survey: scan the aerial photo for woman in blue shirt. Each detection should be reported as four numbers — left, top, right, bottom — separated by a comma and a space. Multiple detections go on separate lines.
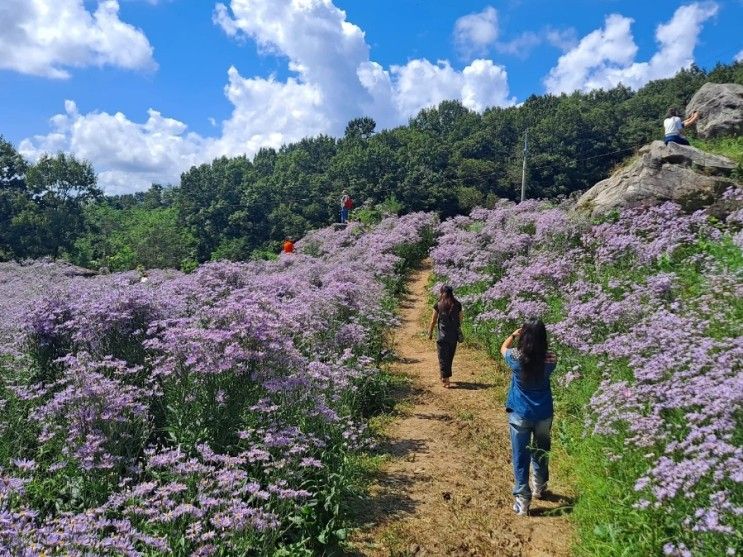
500, 319, 557, 516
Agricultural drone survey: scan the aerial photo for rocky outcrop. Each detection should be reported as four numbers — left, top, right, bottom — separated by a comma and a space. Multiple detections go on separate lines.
686, 82, 743, 139
576, 141, 739, 217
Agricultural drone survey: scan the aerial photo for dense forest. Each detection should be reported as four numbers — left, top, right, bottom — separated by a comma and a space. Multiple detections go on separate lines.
2, 62, 742, 270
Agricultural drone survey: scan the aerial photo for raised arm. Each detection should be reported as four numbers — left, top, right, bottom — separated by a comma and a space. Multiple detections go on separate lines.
500, 328, 521, 356
683, 111, 700, 127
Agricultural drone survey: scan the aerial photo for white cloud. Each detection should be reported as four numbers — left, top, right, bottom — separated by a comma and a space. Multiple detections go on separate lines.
735, 49, 743, 62
544, 14, 637, 94
494, 27, 578, 59
21, 0, 516, 193
389, 60, 469, 119
545, 2, 718, 94
211, 0, 374, 136
544, 28, 579, 52
462, 60, 514, 111
494, 32, 542, 57
211, 0, 516, 125
20, 101, 207, 194
0, 0, 156, 79
389, 59, 514, 117
453, 6, 576, 60
454, 6, 499, 58
494, 28, 577, 58
213, 66, 331, 156
211, 3, 241, 40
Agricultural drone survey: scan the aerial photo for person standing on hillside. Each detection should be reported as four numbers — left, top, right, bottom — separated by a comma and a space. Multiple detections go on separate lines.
664, 107, 700, 146
428, 285, 463, 388
340, 191, 353, 223
500, 319, 558, 516
282, 237, 295, 254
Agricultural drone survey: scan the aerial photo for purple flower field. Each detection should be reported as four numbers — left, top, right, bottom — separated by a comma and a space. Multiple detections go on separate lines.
431, 198, 742, 555
0, 213, 436, 555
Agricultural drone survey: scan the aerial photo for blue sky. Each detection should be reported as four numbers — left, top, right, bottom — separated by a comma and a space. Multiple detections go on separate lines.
1, 0, 741, 193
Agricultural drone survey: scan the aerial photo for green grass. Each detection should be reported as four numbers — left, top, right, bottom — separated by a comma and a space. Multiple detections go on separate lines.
691, 136, 743, 181
691, 136, 743, 165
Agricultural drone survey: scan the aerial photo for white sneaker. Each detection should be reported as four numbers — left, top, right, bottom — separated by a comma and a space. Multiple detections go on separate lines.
531, 474, 547, 499
512, 496, 530, 516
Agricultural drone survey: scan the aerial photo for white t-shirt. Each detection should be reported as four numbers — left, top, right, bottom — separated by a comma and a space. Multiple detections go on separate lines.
664, 116, 684, 136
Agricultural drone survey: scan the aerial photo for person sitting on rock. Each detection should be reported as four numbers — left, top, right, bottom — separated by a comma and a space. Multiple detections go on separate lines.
664, 107, 700, 146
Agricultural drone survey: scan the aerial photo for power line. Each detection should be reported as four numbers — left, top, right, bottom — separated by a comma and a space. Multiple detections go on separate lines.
522, 142, 647, 172
520, 129, 528, 202
578, 144, 642, 162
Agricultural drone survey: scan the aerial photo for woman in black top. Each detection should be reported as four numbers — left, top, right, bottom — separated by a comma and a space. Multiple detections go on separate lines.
428, 285, 463, 388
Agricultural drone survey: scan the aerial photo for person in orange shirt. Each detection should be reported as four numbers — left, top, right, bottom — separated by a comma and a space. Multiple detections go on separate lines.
282, 238, 295, 254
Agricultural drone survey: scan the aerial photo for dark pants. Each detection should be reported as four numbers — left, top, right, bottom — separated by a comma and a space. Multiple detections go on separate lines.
664, 134, 689, 146
436, 340, 457, 379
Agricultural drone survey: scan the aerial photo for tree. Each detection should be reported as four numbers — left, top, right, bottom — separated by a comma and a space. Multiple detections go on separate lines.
0, 136, 27, 190
18, 154, 101, 258
410, 100, 479, 140
2, 152, 100, 259
707, 61, 743, 85
0, 137, 29, 259
26, 153, 100, 202
113, 207, 194, 270
177, 156, 252, 261
344, 117, 376, 140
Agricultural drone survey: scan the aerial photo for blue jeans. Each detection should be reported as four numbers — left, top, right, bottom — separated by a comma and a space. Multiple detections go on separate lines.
508, 414, 552, 500
664, 134, 689, 146
340, 207, 349, 223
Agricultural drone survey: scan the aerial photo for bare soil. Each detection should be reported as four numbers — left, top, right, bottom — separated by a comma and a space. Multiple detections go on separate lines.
349, 263, 574, 556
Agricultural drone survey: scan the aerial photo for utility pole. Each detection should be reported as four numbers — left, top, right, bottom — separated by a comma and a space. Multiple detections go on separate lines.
520, 128, 528, 202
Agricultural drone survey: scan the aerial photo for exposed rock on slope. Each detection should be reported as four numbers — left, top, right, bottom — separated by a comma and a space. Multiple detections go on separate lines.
686, 82, 743, 139
576, 141, 738, 217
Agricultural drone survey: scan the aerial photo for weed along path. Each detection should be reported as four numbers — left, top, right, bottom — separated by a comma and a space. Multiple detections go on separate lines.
351, 263, 573, 556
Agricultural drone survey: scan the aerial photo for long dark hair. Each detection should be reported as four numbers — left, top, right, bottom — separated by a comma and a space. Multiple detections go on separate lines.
517, 319, 548, 382
666, 107, 678, 118
438, 285, 458, 314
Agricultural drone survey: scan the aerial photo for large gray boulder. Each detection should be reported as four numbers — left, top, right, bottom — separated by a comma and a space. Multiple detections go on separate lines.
686, 82, 743, 139
576, 141, 739, 217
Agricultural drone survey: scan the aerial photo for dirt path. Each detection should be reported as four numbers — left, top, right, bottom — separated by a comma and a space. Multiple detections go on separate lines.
350, 263, 573, 556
